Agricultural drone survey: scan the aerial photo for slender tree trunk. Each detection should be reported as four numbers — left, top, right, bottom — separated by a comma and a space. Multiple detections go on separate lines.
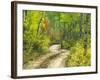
24, 10, 27, 16
70, 14, 74, 40
84, 14, 88, 55
37, 12, 44, 35
79, 13, 83, 37
62, 22, 65, 40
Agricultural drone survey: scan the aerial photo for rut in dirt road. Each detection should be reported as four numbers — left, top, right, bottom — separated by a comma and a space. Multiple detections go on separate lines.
47, 49, 69, 68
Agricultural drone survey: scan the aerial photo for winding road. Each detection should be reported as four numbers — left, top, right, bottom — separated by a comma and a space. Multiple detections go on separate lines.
24, 44, 70, 69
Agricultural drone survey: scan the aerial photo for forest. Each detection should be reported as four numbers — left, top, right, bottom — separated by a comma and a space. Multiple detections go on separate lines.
23, 10, 91, 69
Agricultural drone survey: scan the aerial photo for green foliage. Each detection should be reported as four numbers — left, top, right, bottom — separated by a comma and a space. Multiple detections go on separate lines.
66, 40, 91, 67
23, 31, 50, 64
61, 40, 76, 49
23, 10, 91, 67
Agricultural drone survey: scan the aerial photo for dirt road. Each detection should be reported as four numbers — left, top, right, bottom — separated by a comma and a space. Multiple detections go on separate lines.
24, 44, 70, 69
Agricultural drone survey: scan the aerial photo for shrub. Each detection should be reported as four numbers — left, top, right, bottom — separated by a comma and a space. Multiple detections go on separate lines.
66, 40, 91, 67
23, 31, 50, 64
61, 40, 76, 49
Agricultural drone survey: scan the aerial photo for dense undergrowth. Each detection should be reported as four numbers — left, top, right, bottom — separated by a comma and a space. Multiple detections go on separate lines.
65, 39, 91, 67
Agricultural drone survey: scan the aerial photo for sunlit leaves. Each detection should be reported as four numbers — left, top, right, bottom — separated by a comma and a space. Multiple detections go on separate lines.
66, 40, 91, 67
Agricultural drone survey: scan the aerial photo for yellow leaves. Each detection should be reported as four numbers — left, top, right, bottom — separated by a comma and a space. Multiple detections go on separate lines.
41, 17, 48, 30
67, 40, 91, 67
42, 22, 46, 29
